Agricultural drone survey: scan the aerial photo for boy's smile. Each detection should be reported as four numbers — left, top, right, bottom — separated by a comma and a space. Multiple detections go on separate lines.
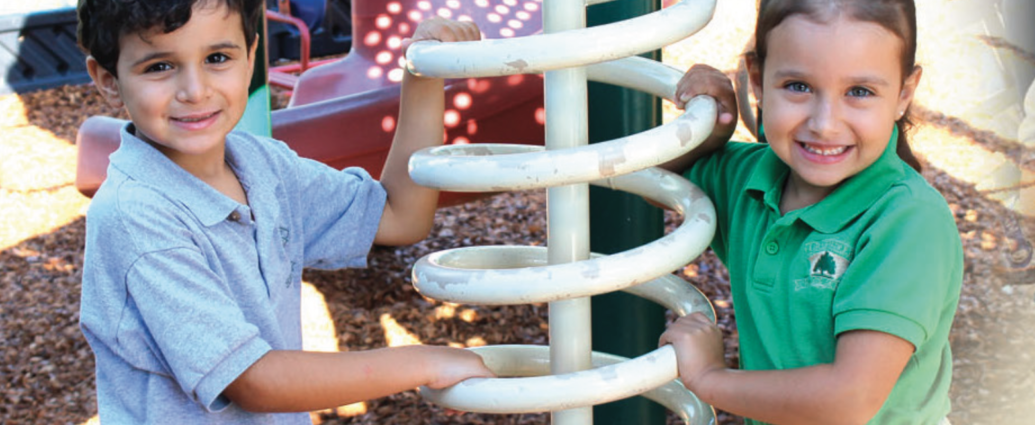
87, 0, 257, 175
750, 15, 921, 206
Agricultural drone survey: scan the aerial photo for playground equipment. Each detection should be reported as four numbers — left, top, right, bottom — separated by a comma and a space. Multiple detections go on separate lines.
405, 0, 719, 422
74, 0, 545, 206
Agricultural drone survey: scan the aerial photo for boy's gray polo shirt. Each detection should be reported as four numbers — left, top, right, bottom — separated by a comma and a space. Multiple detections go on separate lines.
80, 125, 386, 424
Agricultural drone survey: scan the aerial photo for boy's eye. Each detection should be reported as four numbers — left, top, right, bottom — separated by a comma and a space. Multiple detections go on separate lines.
847, 87, 874, 97
784, 82, 810, 93
207, 53, 230, 64
144, 62, 173, 73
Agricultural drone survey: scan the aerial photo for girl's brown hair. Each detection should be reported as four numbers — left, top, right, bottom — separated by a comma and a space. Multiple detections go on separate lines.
752, 0, 922, 171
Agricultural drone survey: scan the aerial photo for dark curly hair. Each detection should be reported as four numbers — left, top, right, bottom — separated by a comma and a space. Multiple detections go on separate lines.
77, 0, 263, 77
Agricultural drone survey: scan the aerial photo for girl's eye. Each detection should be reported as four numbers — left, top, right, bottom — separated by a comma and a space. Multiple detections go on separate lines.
207, 53, 230, 64
144, 62, 172, 73
848, 87, 874, 97
785, 82, 810, 93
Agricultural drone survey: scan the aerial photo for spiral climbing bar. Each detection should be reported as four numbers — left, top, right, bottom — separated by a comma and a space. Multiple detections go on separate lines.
412, 167, 716, 305
404, 0, 716, 78
419, 273, 715, 414
406, 0, 719, 422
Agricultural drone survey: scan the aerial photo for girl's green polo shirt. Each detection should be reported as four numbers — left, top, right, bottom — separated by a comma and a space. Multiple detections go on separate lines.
683, 129, 963, 425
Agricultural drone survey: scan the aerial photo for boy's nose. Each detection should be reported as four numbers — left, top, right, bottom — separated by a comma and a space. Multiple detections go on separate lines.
176, 68, 210, 103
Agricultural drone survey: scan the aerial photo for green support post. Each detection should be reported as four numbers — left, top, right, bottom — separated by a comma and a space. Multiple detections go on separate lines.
588, 1, 667, 424
237, 2, 273, 137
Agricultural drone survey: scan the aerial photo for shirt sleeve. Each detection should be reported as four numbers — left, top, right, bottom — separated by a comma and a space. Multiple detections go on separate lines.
832, 189, 963, 349
289, 155, 387, 270
125, 248, 272, 412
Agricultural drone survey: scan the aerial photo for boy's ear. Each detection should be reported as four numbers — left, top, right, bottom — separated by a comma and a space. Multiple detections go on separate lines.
86, 56, 124, 108
245, 34, 259, 79
897, 65, 923, 115
745, 53, 763, 103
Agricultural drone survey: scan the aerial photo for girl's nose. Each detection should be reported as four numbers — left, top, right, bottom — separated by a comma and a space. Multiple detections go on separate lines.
807, 97, 840, 137
176, 67, 210, 103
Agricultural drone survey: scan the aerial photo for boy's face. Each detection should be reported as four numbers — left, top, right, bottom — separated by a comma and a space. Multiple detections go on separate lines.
87, 1, 257, 160
749, 15, 921, 196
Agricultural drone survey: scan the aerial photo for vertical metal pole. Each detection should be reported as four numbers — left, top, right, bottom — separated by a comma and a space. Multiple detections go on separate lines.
588, 0, 667, 424
544, 0, 592, 424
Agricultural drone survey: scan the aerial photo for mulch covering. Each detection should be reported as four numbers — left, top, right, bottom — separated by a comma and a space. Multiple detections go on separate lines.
1, 80, 1033, 425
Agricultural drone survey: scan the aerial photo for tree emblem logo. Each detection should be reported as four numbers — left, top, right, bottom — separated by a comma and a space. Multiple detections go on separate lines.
798, 240, 852, 291
812, 251, 838, 277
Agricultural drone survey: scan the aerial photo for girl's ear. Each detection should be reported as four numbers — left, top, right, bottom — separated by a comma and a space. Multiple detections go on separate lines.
897, 65, 923, 116
86, 56, 124, 109
745, 53, 763, 103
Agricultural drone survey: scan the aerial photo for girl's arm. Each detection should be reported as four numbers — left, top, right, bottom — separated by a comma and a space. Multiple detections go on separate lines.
375, 18, 481, 246
660, 64, 740, 174
223, 345, 493, 412
660, 313, 914, 425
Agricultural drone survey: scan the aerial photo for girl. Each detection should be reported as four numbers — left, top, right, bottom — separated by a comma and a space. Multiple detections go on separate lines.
660, 1, 962, 424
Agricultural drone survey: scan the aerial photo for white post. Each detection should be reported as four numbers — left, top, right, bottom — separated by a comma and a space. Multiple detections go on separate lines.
544, 0, 593, 424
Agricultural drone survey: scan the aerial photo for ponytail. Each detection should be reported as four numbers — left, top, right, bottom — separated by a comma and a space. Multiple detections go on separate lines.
895, 111, 922, 172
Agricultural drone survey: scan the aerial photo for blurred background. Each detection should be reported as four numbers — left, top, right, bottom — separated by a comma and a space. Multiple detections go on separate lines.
1, 0, 1032, 424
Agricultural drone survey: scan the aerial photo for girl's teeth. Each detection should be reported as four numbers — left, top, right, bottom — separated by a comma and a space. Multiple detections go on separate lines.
802, 143, 847, 156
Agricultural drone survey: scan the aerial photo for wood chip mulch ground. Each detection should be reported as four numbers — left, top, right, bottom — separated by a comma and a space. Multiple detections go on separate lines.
1, 81, 1033, 425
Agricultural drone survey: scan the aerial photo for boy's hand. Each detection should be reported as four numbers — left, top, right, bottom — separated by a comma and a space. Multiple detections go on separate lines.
422, 346, 496, 389
675, 64, 738, 143
658, 312, 726, 393
402, 17, 482, 57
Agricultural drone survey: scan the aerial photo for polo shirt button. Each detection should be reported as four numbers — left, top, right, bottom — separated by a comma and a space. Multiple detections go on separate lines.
228, 211, 241, 222
765, 241, 779, 255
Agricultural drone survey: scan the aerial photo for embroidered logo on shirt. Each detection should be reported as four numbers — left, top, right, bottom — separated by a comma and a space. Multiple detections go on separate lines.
795, 239, 852, 291
279, 226, 290, 247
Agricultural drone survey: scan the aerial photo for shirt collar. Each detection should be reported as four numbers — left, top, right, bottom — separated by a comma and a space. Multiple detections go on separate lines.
744, 125, 908, 233
109, 123, 241, 227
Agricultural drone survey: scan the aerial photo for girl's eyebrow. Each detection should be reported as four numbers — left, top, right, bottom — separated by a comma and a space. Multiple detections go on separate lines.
772, 70, 891, 87
845, 76, 891, 88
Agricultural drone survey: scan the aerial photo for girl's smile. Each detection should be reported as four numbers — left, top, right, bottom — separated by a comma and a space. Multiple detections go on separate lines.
797, 141, 853, 163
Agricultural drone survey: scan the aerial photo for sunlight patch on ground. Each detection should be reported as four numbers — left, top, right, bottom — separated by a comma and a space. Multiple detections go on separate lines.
0, 96, 89, 250
0, 95, 30, 127
301, 281, 340, 353
300, 281, 369, 420
78, 415, 99, 425
380, 313, 424, 347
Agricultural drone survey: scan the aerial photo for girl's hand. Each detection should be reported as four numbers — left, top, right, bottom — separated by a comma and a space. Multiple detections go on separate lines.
402, 17, 482, 57
675, 64, 738, 143
422, 346, 496, 389
659, 312, 726, 393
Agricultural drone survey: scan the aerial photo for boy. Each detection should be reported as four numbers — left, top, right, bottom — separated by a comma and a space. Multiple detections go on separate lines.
76, 0, 492, 422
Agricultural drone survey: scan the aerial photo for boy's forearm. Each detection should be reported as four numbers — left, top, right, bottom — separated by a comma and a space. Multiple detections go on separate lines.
376, 72, 446, 245
225, 347, 433, 413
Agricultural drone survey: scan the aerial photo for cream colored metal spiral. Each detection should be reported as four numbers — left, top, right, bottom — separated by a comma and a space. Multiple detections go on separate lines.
406, 0, 720, 423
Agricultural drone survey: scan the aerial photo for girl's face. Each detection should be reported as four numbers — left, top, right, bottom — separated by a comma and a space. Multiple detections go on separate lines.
749, 15, 921, 198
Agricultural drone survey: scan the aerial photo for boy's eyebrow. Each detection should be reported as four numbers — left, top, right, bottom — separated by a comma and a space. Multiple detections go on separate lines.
129, 42, 243, 68
209, 42, 243, 51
